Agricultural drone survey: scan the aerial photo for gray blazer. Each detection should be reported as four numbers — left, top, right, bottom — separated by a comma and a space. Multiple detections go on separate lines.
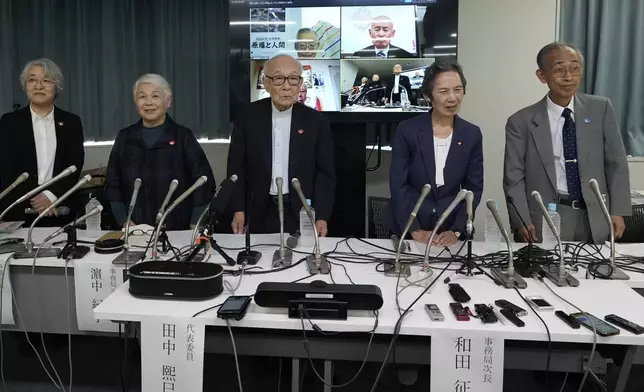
503, 93, 631, 244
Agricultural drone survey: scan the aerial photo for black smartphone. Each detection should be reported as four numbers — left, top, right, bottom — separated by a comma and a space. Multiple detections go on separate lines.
217, 296, 252, 320
604, 314, 644, 335
569, 312, 620, 337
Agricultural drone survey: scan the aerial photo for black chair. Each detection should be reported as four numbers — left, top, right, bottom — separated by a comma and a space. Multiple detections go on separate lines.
619, 204, 644, 243
367, 197, 390, 239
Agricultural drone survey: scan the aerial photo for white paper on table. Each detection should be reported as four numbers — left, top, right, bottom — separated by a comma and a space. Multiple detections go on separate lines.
75, 259, 125, 332
431, 330, 504, 392
0, 257, 15, 325
141, 318, 205, 392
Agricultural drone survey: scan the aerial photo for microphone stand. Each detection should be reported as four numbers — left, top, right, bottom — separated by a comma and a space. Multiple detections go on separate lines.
114, 179, 146, 265
59, 226, 91, 259
13, 174, 92, 259
272, 178, 293, 267
532, 191, 579, 287
589, 179, 629, 280
292, 178, 329, 274
486, 200, 527, 289
506, 197, 542, 277
237, 193, 262, 265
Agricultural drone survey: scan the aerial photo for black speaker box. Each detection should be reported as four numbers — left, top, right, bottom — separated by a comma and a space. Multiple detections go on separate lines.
128, 261, 223, 300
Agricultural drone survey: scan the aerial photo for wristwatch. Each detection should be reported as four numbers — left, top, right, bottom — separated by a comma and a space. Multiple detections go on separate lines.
454, 231, 462, 240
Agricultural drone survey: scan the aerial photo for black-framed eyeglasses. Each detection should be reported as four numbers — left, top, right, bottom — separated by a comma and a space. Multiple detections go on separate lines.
266, 75, 302, 86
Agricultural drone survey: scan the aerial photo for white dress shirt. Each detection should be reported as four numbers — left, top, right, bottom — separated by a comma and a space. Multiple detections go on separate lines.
375, 46, 390, 58
30, 106, 58, 201
546, 95, 575, 195
393, 74, 400, 94
270, 102, 292, 195
434, 133, 453, 187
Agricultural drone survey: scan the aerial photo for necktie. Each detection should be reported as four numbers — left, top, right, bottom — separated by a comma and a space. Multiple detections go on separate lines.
561, 108, 583, 201
376, 51, 386, 58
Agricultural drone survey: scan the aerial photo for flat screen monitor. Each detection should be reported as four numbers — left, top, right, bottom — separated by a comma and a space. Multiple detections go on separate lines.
229, 0, 459, 122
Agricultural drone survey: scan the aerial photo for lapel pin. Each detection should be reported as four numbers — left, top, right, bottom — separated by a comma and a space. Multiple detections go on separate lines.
57, 121, 64, 127
584, 118, 591, 124
169, 140, 175, 145
297, 129, 304, 135
457, 141, 463, 146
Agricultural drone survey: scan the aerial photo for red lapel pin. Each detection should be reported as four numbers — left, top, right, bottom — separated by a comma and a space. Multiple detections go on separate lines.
169, 140, 175, 145
297, 129, 304, 135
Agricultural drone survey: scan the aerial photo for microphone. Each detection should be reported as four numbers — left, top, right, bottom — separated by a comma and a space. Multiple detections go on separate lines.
191, 174, 239, 245
272, 177, 293, 267
0, 165, 77, 222
14, 174, 92, 259
589, 179, 629, 280
291, 178, 329, 274
113, 178, 146, 266
486, 200, 527, 288
156, 179, 179, 223
531, 190, 579, 287
465, 190, 474, 237
422, 189, 468, 267
44, 205, 103, 242
152, 176, 208, 260
0, 172, 29, 202
385, 184, 430, 278
25, 206, 70, 216
237, 193, 262, 265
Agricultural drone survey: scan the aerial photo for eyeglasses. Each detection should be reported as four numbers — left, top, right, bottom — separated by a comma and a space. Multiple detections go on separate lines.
129, 228, 154, 236
551, 65, 582, 78
26, 78, 55, 88
266, 75, 302, 86
295, 42, 318, 50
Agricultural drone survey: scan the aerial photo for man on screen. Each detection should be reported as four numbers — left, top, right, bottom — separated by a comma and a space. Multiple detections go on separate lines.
227, 54, 335, 236
351, 16, 413, 58
294, 28, 319, 59
386, 64, 414, 105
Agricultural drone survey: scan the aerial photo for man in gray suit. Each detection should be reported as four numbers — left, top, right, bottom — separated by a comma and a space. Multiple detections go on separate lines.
504, 42, 631, 244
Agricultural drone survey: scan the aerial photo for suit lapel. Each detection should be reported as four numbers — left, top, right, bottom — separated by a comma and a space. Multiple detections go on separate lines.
260, 99, 273, 176
417, 113, 436, 190
53, 107, 64, 173
573, 94, 591, 175
443, 116, 464, 188
288, 103, 305, 181
530, 97, 557, 192
20, 107, 39, 177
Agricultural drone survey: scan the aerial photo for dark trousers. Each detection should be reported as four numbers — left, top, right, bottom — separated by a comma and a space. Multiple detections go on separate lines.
391, 92, 402, 103
256, 194, 299, 235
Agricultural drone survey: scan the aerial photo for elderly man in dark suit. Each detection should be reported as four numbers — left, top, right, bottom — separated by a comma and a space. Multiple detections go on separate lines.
0, 58, 84, 226
227, 54, 335, 236
350, 16, 414, 59
387, 59, 483, 247
504, 42, 631, 244
386, 64, 415, 106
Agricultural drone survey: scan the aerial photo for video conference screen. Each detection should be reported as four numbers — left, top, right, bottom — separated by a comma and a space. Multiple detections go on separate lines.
229, 0, 459, 115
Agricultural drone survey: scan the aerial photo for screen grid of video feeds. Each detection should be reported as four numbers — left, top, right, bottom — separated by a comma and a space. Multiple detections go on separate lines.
242, 0, 459, 113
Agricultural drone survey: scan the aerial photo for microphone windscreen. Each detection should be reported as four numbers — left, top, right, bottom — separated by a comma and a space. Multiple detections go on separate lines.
287, 231, 301, 248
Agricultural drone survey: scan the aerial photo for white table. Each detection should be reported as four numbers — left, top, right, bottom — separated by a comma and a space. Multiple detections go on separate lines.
94, 234, 644, 392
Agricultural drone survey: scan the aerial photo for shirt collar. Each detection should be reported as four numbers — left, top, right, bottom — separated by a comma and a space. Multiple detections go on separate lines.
271, 101, 293, 117
546, 94, 575, 117
375, 46, 389, 56
30, 105, 55, 123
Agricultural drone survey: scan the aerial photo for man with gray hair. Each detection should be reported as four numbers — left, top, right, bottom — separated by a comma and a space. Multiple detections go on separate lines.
350, 15, 414, 58
0, 58, 85, 226
227, 54, 335, 236
504, 42, 631, 244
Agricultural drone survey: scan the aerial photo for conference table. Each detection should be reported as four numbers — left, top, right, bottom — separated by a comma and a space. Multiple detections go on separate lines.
3, 228, 644, 391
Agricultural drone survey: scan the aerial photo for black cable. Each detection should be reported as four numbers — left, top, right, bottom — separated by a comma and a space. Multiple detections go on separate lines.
298, 308, 379, 388
513, 287, 552, 388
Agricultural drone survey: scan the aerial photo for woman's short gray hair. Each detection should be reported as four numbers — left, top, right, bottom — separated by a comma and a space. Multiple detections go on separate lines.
133, 73, 173, 99
19, 58, 64, 94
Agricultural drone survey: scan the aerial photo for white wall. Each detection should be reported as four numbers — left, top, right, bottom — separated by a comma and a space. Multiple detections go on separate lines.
340, 59, 359, 92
